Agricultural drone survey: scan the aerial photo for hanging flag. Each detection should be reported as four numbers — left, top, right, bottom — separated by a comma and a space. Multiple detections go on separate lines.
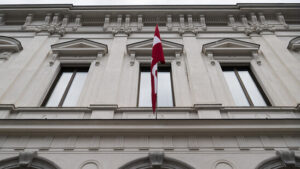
151, 24, 165, 113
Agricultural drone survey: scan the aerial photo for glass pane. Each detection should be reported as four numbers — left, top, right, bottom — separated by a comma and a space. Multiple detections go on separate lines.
46, 72, 72, 107
223, 71, 250, 106
62, 72, 88, 107
238, 71, 267, 106
157, 72, 173, 107
138, 71, 151, 107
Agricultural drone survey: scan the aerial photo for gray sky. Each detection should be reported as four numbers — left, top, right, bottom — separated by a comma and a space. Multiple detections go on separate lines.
0, 0, 299, 5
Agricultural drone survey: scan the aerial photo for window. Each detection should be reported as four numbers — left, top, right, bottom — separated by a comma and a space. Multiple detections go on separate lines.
222, 66, 270, 106
138, 66, 174, 107
43, 67, 89, 107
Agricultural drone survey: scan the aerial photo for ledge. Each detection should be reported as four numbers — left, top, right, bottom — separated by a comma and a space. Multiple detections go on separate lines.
0, 119, 299, 133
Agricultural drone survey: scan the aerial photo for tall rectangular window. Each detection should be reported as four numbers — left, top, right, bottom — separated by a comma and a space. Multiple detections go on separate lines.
138, 66, 174, 107
222, 66, 270, 106
43, 67, 89, 107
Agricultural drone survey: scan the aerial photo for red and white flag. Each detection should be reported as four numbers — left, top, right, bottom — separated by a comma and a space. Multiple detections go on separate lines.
151, 24, 165, 113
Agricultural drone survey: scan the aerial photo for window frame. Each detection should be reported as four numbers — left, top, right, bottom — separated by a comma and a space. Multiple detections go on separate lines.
137, 64, 175, 107
221, 65, 271, 107
42, 66, 89, 107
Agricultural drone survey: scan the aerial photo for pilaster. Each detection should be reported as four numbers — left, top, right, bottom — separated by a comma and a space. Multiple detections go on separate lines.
95, 34, 128, 104
251, 36, 299, 106
182, 34, 216, 104
0, 35, 49, 103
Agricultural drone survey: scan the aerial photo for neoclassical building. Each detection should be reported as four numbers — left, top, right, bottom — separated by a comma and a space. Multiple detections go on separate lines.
0, 3, 299, 169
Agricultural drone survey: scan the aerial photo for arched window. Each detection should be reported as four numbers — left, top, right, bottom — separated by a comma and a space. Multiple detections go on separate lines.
256, 151, 300, 169
0, 151, 60, 169
119, 152, 195, 169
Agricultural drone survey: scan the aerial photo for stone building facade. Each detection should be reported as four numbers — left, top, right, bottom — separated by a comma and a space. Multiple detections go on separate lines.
0, 3, 299, 169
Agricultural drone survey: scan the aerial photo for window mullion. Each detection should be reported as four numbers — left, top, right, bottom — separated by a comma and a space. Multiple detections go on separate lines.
58, 70, 77, 107
234, 69, 254, 106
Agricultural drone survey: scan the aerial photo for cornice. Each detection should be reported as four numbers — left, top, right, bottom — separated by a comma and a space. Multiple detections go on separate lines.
0, 4, 300, 10
0, 4, 299, 37
0, 119, 299, 134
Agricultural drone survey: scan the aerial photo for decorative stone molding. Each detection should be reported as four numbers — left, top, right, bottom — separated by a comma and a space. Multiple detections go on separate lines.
256, 150, 300, 169
119, 152, 195, 169
213, 160, 236, 169
79, 160, 101, 169
137, 15, 143, 31
19, 151, 37, 167
73, 14, 82, 31
178, 15, 200, 35
103, 14, 110, 31
50, 38, 108, 66
228, 15, 237, 31
127, 39, 183, 65
288, 36, 300, 51
166, 15, 172, 31
112, 14, 132, 35
22, 13, 80, 36
199, 15, 207, 31
0, 151, 61, 169
242, 13, 274, 35
202, 38, 261, 65
22, 13, 33, 30
276, 12, 289, 29
0, 36, 23, 61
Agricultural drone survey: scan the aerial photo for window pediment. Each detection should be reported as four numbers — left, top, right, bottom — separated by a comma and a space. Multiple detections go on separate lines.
202, 38, 260, 57
127, 39, 183, 56
288, 36, 300, 51
0, 36, 23, 52
127, 39, 183, 65
51, 38, 108, 57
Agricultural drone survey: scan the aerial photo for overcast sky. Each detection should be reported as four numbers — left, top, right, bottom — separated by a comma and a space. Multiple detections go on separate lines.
0, 0, 299, 5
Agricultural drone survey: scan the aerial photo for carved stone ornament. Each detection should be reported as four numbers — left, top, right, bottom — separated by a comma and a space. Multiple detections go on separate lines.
202, 38, 261, 65
178, 14, 202, 35
149, 152, 164, 167
242, 13, 275, 35
50, 38, 108, 66
22, 13, 81, 36
127, 39, 183, 66
112, 15, 132, 35
18, 151, 37, 168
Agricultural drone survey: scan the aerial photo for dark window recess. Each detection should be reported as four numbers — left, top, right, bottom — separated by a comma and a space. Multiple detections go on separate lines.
222, 66, 270, 106
138, 66, 174, 107
43, 67, 89, 107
